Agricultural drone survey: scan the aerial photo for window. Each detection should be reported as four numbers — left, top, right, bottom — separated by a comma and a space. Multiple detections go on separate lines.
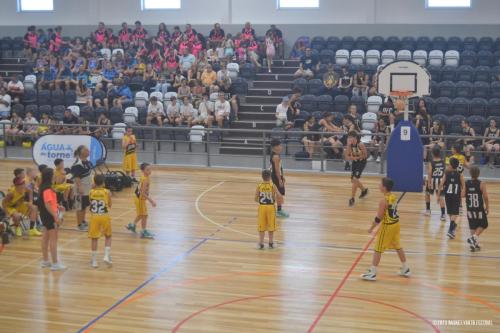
17, 0, 54, 12
278, 0, 319, 9
141, 0, 181, 10
426, 0, 471, 8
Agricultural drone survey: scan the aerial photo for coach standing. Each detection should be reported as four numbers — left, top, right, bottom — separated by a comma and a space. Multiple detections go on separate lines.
71, 145, 93, 231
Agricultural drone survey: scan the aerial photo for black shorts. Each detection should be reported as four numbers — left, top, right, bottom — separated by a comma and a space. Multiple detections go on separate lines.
41, 215, 56, 230
272, 176, 285, 196
468, 217, 488, 230
75, 195, 90, 211
351, 160, 367, 179
425, 185, 444, 196
445, 195, 460, 216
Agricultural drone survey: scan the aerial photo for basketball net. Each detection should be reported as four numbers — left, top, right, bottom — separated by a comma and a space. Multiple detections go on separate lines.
390, 91, 412, 121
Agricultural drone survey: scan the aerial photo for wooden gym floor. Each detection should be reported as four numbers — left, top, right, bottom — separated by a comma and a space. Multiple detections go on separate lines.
0, 160, 498, 333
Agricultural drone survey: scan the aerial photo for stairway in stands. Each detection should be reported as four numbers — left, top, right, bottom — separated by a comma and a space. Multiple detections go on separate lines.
0, 57, 25, 78
220, 59, 300, 155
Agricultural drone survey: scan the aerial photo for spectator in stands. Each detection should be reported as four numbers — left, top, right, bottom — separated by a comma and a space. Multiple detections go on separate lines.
55, 62, 73, 89
93, 112, 111, 138
241, 22, 256, 40
217, 63, 232, 92
290, 39, 306, 60
113, 78, 133, 109
207, 44, 220, 64
247, 36, 262, 69
230, 94, 239, 121
49, 26, 65, 54
191, 80, 205, 103
370, 118, 390, 162
192, 35, 204, 58
76, 80, 93, 107
415, 99, 431, 147
266, 25, 284, 60
195, 51, 209, 80
102, 62, 118, 86
337, 65, 353, 98
483, 118, 499, 168
294, 48, 318, 79
132, 21, 148, 45
75, 65, 90, 85
201, 64, 217, 88
265, 31, 276, 73
194, 94, 214, 127
177, 96, 194, 126
214, 92, 230, 128
146, 96, 165, 126
459, 120, 476, 164
276, 97, 292, 129
208, 23, 225, 48
425, 120, 445, 159
7, 75, 24, 104
143, 63, 157, 92
303, 115, 321, 158
93, 83, 105, 108
352, 67, 369, 100
322, 64, 339, 97
0, 77, 7, 90
347, 104, 361, 129
166, 96, 180, 125
119, 22, 132, 48
62, 108, 78, 134
94, 22, 108, 47
0, 87, 11, 119
177, 79, 191, 100
379, 97, 395, 129
24, 25, 38, 57
5, 112, 23, 145
154, 23, 170, 48
179, 48, 196, 81
37, 113, 51, 135
343, 114, 360, 133
320, 113, 344, 159
37, 29, 48, 49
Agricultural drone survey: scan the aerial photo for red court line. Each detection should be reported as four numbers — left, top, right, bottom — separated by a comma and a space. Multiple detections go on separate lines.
306, 235, 376, 333
171, 293, 440, 333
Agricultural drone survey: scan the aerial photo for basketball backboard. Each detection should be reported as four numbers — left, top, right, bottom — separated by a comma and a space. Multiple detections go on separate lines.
377, 60, 431, 98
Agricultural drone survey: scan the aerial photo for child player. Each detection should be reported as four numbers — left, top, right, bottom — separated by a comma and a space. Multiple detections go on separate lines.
88, 175, 112, 268
255, 170, 282, 249
126, 163, 156, 239
424, 146, 446, 221
53, 159, 73, 210
438, 158, 465, 240
346, 131, 368, 207
361, 177, 410, 281
446, 144, 468, 214
465, 166, 489, 252
270, 139, 289, 217
122, 126, 138, 181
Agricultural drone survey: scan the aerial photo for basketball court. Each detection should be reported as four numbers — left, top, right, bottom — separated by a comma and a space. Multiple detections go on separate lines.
0, 160, 498, 333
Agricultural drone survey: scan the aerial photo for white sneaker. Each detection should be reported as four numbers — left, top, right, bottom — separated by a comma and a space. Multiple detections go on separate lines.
103, 255, 113, 267
398, 267, 411, 277
376, 156, 381, 163
367, 155, 374, 162
40, 261, 51, 268
440, 214, 446, 222
424, 210, 431, 216
50, 263, 67, 271
91, 257, 99, 268
361, 270, 377, 281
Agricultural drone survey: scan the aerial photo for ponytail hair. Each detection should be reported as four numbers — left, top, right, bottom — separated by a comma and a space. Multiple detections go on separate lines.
74, 145, 85, 158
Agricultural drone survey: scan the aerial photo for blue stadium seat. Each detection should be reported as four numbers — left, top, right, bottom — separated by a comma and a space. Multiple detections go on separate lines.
326, 36, 341, 51
461, 50, 477, 66
50, 89, 65, 106
341, 36, 355, 51
494, 51, 500, 66
355, 36, 370, 51
319, 49, 334, 64
451, 97, 470, 116
52, 105, 66, 121
427, 66, 441, 82
495, 38, 500, 51
240, 63, 256, 79
22, 89, 37, 105
432, 114, 449, 129
440, 65, 456, 81
80, 106, 96, 123
39, 105, 52, 117
423, 96, 435, 115
386, 36, 400, 51
12, 103, 25, 117
473, 81, 490, 99
300, 94, 317, 112
432, 36, 447, 52
350, 95, 366, 114
490, 81, 500, 99
334, 95, 349, 113
467, 115, 486, 134
456, 65, 474, 82
463, 37, 478, 51
416, 36, 431, 51
488, 98, 500, 117
64, 90, 76, 106
293, 78, 308, 93
25, 104, 39, 119
311, 36, 326, 51
435, 97, 452, 115
308, 79, 323, 96
477, 51, 493, 67
370, 36, 385, 51
430, 80, 440, 98
438, 81, 456, 98
448, 114, 466, 133
455, 81, 473, 98
401, 36, 415, 52
474, 66, 491, 82
469, 98, 488, 116
37, 89, 51, 106
478, 37, 494, 52
317, 95, 333, 112
447, 36, 463, 51
232, 77, 248, 95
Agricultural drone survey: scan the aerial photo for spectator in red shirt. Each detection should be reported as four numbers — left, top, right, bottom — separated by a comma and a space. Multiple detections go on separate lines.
133, 21, 148, 45
94, 22, 108, 47
49, 26, 64, 54
24, 25, 38, 57
155, 23, 170, 47
208, 23, 225, 49
241, 22, 256, 41
118, 22, 132, 48
171, 26, 182, 47
184, 24, 197, 43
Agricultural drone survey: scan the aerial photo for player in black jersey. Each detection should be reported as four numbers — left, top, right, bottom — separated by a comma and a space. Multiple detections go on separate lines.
270, 139, 289, 218
346, 131, 368, 207
438, 158, 465, 239
465, 167, 489, 251
425, 147, 446, 221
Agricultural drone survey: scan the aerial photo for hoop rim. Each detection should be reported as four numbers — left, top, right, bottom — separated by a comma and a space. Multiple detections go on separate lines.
389, 90, 413, 98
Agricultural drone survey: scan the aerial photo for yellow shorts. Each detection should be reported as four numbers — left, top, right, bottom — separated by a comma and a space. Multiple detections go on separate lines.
374, 222, 401, 253
123, 153, 137, 172
53, 183, 72, 193
258, 205, 276, 232
6, 202, 30, 217
88, 215, 112, 238
134, 197, 148, 216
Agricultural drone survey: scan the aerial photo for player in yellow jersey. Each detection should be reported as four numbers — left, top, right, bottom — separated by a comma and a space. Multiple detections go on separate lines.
122, 126, 138, 181
446, 144, 468, 174
126, 163, 156, 239
88, 174, 112, 268
361, 177, 410, 281
255, 170, 282, 249
2, 168, 41, 237
53, 159, 73, 210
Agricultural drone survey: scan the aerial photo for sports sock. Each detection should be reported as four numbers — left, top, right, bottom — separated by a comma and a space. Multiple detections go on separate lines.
370, 266, 377, 274
92, 251, 97, 258
104, 246, 111, 257
30, 221, 35, 229
441, 207, 446, 215
401, 262, 409, 271
277, 205, 282, 211
426, 202, 430, 210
